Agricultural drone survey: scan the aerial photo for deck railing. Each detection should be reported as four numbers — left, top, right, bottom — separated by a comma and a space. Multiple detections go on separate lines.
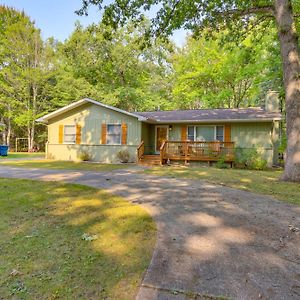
137, 140, 145, 161
160, 141, 235, 164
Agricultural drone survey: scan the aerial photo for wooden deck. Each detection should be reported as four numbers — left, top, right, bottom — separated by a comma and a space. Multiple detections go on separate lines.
160, 140, 235, 165
137, 140, 235, 166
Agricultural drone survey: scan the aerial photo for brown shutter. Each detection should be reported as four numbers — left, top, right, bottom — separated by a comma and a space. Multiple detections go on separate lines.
59, 125, 64, 144
101, 123, 107, 144
121, 123, 127, 145
224, 124, 231, 142
76, 125, 81, 144
181, 125, 187, 141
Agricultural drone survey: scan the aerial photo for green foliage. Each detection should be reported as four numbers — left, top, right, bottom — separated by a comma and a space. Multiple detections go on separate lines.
117, 150, 131, 163
0, 6, 56, 149
279, 133, 287, 153
216, 156, 229, 169
78, 151, 93, 161
75, 1, 285, 42
60, 21, 174, 111
172, 30, 282, 109
235, 148, 268, 170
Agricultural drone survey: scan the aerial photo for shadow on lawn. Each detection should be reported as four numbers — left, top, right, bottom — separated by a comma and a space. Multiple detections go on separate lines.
0, 180, 155, 299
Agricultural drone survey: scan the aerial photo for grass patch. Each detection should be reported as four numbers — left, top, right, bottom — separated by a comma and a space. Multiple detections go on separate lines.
0, 160, 132, 172
0, 179, 156, 299
144, 166, 300, 205
0, 152, 45, 159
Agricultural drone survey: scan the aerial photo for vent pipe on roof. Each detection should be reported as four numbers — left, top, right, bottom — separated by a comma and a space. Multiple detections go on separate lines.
265, 90, 280, 112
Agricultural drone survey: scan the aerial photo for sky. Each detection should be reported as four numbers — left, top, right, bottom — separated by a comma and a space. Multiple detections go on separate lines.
0, 0, 187, 46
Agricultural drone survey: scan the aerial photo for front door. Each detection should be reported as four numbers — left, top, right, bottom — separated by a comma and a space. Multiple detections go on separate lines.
156, 126, 168, 152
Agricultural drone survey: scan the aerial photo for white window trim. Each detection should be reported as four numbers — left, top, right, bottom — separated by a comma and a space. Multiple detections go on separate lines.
187, 125, 224, 142
106, 123, 122, 145
64, 125, 76, 144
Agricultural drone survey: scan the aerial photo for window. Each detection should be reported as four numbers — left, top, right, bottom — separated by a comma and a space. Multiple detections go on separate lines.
107, 124, 121, 145
186, 125, 224, 142
187, 126, 195, 141
64, 125, 76, 143
216, 125, 224, 142
196, 126, 215, 141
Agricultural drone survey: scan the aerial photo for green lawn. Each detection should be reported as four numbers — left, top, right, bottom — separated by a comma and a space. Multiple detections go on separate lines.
0, 159, 132, 172
144, 166, 300, 205
0, 152, 45, 159
0, 179, 156, 299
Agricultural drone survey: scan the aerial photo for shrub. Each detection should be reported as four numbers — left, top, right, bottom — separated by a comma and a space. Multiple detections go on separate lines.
251, 157, 268, 170
117, 150, 131, 163
234, 148, 267, 170
78, 151, 92, 161
216, 156, 228, 169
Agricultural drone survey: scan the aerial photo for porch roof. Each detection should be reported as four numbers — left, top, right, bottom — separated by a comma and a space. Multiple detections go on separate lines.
136, 107, 281, 123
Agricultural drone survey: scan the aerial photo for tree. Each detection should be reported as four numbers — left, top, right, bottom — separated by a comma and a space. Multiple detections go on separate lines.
0, 6, 55, 149
77, 0, 300, 182
172, 30, 281, 109
0, 6, 27, 145
60, 21, 174, 111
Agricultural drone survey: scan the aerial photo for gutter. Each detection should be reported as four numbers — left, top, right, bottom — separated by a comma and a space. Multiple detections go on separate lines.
141, 118, 282, 124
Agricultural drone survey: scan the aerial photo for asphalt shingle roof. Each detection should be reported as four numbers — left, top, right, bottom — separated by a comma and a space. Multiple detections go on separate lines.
135, 107, 281, 123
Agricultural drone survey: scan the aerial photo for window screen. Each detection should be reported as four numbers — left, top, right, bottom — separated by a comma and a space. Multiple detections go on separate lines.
187, 126, 195, 141
216, 126, 224, 142
196, 126, 215, 141
107, 124, 121, 145
64, 125, 76, 143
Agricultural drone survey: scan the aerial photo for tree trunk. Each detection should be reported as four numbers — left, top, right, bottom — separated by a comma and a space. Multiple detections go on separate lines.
6, 116, 11, 146
1, 117, 7, 145
28, 85, 38, 151
275, 0, 300, 181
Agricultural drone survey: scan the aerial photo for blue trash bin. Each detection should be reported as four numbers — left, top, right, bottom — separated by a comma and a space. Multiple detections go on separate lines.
0, 145, 9, 156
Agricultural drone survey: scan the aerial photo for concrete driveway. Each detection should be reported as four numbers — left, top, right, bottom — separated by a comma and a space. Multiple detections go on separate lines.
0, 166, 299, 300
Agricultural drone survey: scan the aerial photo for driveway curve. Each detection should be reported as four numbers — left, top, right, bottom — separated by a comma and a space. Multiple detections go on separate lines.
0, 166, 299, 300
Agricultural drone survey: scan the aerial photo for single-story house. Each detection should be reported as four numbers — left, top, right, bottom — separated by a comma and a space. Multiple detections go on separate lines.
37, 92, 281, 166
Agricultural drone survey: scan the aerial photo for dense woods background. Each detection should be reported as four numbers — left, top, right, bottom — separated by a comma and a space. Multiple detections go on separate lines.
0, 5, 283, 150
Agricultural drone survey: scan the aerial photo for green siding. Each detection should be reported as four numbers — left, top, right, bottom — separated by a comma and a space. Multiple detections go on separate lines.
47, 103, 142, 162
48, 103, 141, 146
231, 123, 273, 148
231, 122, 278, 166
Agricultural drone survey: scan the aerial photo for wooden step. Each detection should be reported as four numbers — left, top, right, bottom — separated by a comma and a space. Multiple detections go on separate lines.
139, 155, 161, 166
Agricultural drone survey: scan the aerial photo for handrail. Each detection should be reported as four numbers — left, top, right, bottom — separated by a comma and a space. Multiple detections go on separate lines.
159, 140, 166, 151
162, 140, 234, 144
160, 140, 235, 164
160, 140, 167, 165
137, 140, 145, 161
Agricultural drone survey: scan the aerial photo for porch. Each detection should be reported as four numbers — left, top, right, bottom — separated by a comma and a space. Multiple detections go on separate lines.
137, 140, 235, 165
